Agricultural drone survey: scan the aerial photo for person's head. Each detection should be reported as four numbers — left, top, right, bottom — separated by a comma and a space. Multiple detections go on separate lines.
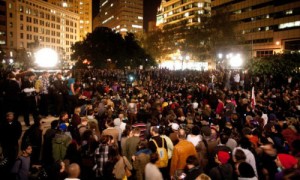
132, 127, 141, 136
88, 121, 99, 132
21, 143, 32, 156
150, 126, 160, 136
106, 118, 114, 127
108, 144, 120, 163
239, 137, 252, 149
191, 126, 201, 135
60, 112, 69, 121
237, 162, 256, 178
276, 154, 298, 170
28, 72, 36, 81
67, 163, 80, 178
66, 70, 72, 78
150, 153, 159, 164
56, 72, 62, 80
178, 129, 187, 140
51, 120, 59, 129
42, 71, 49, 78
99, 135, 111, 145
58, 123, 68, 132
171, 123, 179, 132
81, 117, 88, 126
201, 126, 211, 138
186, 155, 199, 169
6, 112, 14, 122
215, 151, 230, 165
220, 133, 229, 145
233, 149, 246, 162
74, 107, 81, 115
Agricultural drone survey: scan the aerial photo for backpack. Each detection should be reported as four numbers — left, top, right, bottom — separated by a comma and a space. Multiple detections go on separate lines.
52, 132, 71, 161
151, 138, 168, 168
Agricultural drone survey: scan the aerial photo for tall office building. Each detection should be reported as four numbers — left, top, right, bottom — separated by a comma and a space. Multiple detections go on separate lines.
94, 0, 143, 35
0, 1, 7, 48
47, 0, 92, 40
157, 0, 211, 29
6, 0, 80, 61
212, 0, 300, 57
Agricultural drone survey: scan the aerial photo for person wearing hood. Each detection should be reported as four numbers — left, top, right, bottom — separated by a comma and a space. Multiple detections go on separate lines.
275, 153, 299, 180
209, 151, 233, 180
132, 140, 152, 180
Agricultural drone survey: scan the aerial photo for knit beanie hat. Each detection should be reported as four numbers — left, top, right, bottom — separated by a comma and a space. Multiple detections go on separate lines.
217, 151, 230, 164
278, 154, 298, 169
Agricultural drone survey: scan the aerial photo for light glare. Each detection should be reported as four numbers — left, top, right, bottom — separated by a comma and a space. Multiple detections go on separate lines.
35, 48, 58, 68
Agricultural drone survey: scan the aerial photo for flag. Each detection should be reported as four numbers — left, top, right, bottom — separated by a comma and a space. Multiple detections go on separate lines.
251, 86, 256, 109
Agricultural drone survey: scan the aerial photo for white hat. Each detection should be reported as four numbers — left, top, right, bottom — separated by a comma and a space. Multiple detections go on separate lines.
171, 123, 179, 131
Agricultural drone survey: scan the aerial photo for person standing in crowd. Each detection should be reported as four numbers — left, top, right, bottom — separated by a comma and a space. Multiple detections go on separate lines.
123, 127, 141, 166
52, 72, 68, 117
66, 71, 77, 116
65, 163, 81, 180
10, 144, 32, 180
103, 144, 132, 180
94, 135, 114, 178
102, 118, 120, 145
145, 153, 163, 180
184, 155, 204, 180
209, 151, 233, 180
42, 120, 59, 165
170, 129, 197, 178
275, 153, 299, 180
21, 117, 42, 165
39, 71, 50, 117
132, 140, 151, 180
2, 72, 21, 121
0, 112, 22, 177
21, 71, 38, 127
149, 126, 169, 179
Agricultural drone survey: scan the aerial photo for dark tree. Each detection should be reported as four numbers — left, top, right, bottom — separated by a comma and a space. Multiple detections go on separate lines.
250, 53, 300, 76
71, 27, 156, 69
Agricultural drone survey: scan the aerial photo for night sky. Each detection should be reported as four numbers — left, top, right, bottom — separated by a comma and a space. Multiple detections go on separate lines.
92, 0, 162, 32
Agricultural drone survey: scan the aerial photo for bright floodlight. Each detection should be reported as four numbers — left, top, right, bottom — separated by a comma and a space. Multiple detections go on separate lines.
35, 48, 58, 68
229, 54, 243, 68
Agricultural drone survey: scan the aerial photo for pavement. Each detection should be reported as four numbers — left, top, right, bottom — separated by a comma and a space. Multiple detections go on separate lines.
19, 115, 57, 133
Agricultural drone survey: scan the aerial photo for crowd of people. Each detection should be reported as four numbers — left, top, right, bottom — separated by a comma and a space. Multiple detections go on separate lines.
0, 67, 299, 180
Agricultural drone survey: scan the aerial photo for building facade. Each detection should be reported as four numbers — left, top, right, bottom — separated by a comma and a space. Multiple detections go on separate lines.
6, 0, 80, 62
95, 0, 143, 35
212, 0, 300, 57
157, 0, 211, 28
0, 1, 6, 48
47, 0, 92, 40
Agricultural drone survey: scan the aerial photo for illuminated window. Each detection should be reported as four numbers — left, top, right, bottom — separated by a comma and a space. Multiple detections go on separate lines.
279, 21, 300, 29
286, 10, 293, 15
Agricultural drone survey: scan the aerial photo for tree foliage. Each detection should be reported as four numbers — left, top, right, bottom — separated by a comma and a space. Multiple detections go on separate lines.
249, 53, 300, 76
71, 27, 156, 69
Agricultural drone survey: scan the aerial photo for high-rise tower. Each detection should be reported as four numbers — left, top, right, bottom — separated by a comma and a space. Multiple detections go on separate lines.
94, 0, 143, 35
48, 0, 92, 40
212, 0, 300, 57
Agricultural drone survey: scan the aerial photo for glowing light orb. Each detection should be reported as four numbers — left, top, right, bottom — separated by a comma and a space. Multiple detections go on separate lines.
35, 48, 58, 68
229, 54, 243, 68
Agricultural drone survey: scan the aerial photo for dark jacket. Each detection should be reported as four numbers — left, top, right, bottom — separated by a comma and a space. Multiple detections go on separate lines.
185, 166, 204, 180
